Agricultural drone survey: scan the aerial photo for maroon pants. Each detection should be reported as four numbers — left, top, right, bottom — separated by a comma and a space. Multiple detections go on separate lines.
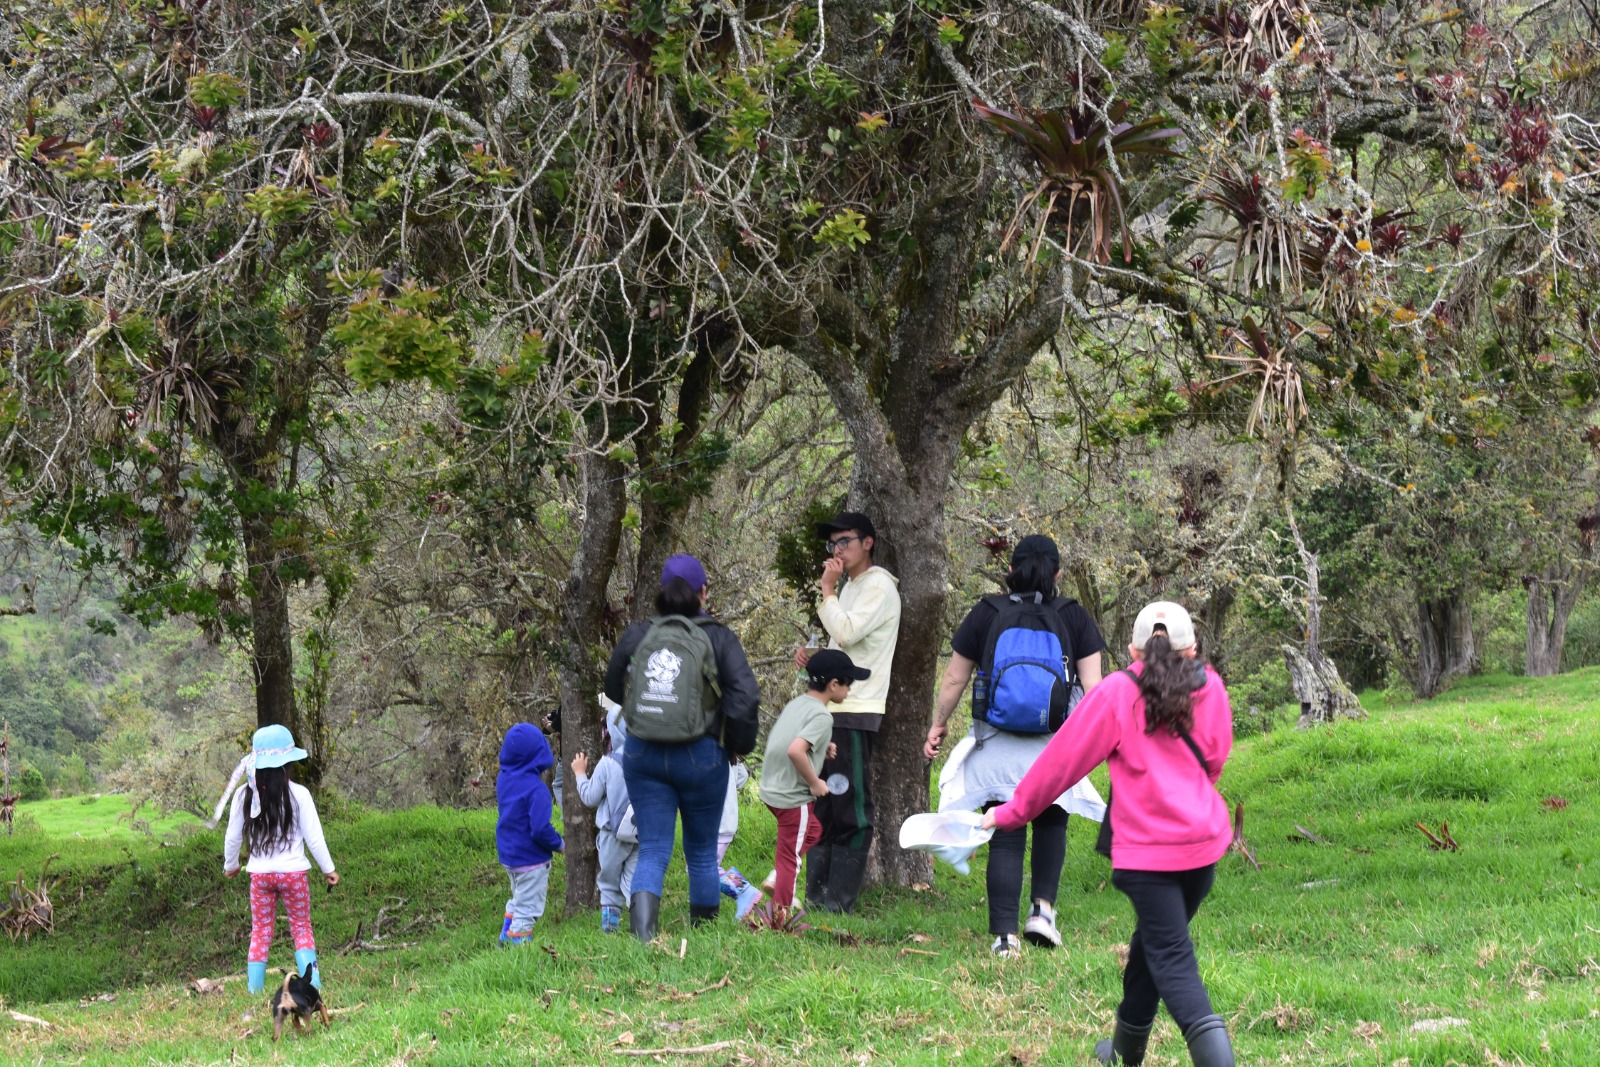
767, 801, 824, 909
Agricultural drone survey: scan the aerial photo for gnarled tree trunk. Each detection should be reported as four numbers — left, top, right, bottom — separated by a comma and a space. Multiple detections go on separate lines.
556, 439, 628, 914
1414, 592, 1478, 697
1524, 564, 1585, 677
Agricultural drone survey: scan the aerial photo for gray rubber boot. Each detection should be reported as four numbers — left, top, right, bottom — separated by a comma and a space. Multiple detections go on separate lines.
804, 844, 834, 911
629, 891, 660, 942
1094, 1013, 1154, 1064
1183, 1015, 1235, 1067
825, 846, 870, 914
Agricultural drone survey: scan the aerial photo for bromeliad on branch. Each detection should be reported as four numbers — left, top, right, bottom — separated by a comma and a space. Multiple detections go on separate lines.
971, 98, 1181, 265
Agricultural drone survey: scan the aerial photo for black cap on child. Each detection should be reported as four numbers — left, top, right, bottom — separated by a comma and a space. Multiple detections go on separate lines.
807, 649, 871, 687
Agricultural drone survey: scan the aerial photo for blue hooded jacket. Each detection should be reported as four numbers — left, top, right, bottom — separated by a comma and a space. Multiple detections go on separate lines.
496, 723, 564, 868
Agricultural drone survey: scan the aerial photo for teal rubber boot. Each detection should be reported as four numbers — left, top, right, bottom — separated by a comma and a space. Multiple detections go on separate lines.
247, 961, 266, 994
294, 948, 321, 990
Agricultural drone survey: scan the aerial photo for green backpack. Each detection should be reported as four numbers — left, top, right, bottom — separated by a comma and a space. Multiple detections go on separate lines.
622, 615, 722, 743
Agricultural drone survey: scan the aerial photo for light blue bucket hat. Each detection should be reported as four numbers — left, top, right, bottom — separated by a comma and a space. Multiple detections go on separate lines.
207, 724, 308, 827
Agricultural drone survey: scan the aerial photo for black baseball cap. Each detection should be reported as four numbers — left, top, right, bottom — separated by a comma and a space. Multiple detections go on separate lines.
816, 511, 877, 542
807, 649, 871, 687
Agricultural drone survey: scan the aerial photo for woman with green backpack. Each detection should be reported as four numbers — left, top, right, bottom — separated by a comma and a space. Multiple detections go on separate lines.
603, 555, 760, 941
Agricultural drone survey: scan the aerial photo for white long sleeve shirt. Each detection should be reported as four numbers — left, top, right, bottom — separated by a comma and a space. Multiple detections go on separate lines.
820, 565, 901, 721
223, 781, 336, 875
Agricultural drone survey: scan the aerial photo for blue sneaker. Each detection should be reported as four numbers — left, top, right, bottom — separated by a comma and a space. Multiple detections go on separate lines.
600, 906, 621, 933
734, 883, 764, 920
505, 927, 536, 946
499, 912, 513, 944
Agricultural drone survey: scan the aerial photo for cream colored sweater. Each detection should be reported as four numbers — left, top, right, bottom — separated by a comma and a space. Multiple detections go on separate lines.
819, 566, 902, 720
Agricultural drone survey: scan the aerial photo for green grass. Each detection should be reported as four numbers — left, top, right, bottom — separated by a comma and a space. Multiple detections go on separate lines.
5, 671, 1600, 1064
15, 794, 204, 843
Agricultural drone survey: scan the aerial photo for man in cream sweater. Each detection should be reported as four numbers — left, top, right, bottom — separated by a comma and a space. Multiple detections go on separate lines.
795, 510, 901, 913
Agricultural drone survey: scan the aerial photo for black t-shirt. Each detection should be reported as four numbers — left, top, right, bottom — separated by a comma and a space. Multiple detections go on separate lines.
949, 595, 1107, 678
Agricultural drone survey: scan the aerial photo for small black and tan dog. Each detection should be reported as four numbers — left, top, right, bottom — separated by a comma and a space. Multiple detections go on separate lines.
270, 962, 329, 1041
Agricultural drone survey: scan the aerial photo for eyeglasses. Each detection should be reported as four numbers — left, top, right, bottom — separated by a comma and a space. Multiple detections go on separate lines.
825, 535, 862, 553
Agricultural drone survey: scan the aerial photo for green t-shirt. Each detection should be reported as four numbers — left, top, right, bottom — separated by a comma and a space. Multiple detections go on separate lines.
759, 694, 834, 809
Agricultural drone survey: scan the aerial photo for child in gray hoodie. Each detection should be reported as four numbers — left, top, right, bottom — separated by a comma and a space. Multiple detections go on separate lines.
571, 708, 638, 933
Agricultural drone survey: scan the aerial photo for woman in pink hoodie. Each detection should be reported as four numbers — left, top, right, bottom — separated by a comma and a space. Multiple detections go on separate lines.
983, 602, 1235, 1067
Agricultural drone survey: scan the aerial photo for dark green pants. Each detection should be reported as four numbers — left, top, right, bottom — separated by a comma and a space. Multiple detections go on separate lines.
814, 726, 874, 852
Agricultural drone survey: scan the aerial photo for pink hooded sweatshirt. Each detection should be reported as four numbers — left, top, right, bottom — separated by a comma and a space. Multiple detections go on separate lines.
990, 663, 1234, 872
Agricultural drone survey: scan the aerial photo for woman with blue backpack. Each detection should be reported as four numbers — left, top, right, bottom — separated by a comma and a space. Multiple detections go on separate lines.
924, 534, 1105, 957
604, 555, 760, 942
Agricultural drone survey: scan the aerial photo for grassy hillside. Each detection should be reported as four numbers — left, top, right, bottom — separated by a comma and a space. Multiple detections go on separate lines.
3, 672, 1598, 1065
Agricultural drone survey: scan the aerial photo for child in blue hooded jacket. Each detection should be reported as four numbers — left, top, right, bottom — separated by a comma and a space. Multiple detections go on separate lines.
497, 723, 564, 945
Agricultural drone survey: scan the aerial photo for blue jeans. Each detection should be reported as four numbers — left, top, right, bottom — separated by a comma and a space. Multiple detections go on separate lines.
622, 734, 730, 909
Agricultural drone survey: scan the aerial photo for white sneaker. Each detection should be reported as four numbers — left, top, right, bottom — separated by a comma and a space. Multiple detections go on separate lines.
991, 933, 1021, 958
1023, 900, 1061, 948
761, 869, 777, 892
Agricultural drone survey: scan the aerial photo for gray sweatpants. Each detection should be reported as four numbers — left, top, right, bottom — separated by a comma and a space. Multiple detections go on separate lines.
596, 828, 638, 909
505, 862, 551, 933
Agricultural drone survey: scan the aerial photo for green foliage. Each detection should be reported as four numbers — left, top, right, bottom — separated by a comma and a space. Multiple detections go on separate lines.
16, 762, 47, 801
772, 495, 846, 628
814, 209, 871, 250
335, 285, 466, 390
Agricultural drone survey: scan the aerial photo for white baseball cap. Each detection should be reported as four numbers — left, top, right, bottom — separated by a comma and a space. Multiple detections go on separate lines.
1131, 601, 1197, 651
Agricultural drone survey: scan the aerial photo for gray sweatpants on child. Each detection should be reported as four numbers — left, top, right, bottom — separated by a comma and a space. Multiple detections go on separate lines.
596, 828, 638, 909
505, 862, 551, 933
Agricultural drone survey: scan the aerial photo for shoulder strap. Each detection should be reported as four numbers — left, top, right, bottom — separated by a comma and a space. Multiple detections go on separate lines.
1120, 667, 1210, 776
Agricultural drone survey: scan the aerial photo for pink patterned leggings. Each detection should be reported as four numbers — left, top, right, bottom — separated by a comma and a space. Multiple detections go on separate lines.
248, 871, 316, 963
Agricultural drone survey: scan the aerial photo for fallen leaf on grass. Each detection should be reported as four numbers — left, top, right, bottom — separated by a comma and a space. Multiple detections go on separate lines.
614, 1031, 635, 1046
910, 882, 931, 892
77, 993, 116, 1006
1290, 824, 1329, 844
1353, 1021, 1382, 1040
898, 948, 938, 958
906, 933, 932, 943
7, 1011, 51, 1029
189, 977, 226, 995
1540, 796, 1569, 811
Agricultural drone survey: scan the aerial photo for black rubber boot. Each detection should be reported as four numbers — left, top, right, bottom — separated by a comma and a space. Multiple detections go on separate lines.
688, 903, 720, 927
1183, 1015, 1235, 1067
1094, 1013, 1154, 1065
826, 846, 870, 914
629, 891, 660, 942
804, 844, 834, 911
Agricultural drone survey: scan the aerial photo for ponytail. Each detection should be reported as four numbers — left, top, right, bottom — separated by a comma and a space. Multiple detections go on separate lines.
1138, 632, 1196, 735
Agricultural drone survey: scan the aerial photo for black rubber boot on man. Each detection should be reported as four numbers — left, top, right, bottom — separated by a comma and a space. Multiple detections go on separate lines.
688, 903, 720, 927
629, 892, 660, 942
826, 846, 870, 914
804, 844, 834, 911
1093, 1013, 1154, 1065
1183, 1015, 1236, 1067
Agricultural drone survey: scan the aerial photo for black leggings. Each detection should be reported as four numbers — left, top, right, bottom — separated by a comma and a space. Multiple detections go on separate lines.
1111, 865, 1217, 1031
815, 727, 874, 852
984, 803, 1068, 935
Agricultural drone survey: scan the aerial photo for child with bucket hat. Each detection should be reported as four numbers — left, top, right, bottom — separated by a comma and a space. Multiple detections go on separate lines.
215, 725, 339, 994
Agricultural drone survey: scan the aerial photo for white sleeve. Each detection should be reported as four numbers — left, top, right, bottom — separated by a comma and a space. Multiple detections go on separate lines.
223, 788, 246, 871
294, 788, 336, 874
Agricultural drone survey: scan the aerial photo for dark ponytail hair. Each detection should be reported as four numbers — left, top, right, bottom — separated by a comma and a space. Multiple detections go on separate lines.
656, 576, 702, 617
243, 765, 296, 855
1138, 631, 1197, 735
1005, 552, 1059, 602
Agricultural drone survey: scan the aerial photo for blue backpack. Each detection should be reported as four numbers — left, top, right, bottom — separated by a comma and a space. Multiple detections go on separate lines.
973, 593, 1077, 734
